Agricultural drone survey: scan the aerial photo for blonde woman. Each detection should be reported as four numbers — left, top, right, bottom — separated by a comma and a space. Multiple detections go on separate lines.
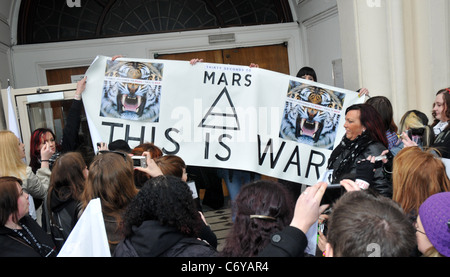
0, 130, 54, 201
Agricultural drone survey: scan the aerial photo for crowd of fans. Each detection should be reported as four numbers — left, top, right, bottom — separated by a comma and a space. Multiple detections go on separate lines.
0, 68, 449, 258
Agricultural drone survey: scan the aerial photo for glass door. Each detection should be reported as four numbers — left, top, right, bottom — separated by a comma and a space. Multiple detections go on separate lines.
4, 83, 94, 164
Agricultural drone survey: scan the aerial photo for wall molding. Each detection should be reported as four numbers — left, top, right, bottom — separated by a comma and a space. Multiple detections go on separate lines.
301, 5, 339, 28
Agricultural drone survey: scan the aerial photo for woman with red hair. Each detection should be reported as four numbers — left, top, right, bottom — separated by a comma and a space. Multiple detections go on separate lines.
29, 77, 87, 173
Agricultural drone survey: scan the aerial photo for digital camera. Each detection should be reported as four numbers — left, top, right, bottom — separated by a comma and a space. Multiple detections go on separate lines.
132, 156, 147, 168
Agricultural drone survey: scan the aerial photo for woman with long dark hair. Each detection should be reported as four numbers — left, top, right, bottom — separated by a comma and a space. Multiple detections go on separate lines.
81, 151, 138, 254
44, 152, 88, 250
365, 96, 399, 150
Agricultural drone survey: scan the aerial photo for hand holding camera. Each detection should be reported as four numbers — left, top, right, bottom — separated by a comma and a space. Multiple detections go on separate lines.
133, 151, 163, 178
132, 156, 147, 168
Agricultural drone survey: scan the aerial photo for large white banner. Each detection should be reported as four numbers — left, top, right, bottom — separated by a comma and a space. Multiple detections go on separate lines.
83, 56, 364, 185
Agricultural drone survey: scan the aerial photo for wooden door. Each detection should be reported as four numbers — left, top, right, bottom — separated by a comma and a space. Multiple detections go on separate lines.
157, 43, 290, 74
46, 66, 89, 85
222, 44, 290, 74
157, 50, 224, 64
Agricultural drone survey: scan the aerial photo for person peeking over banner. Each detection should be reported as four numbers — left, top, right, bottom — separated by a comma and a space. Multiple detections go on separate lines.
323, 104, 392, 205
296, 66, 370, 98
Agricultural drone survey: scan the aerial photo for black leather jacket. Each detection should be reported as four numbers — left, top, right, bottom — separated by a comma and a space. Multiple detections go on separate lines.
328, 141, 392, 198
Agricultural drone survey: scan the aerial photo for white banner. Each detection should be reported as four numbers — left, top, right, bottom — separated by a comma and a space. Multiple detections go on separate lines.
83, 56, 364, 185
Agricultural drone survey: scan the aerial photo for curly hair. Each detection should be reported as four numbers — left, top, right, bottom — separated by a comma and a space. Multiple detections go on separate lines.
220, 180, 295, 257
122, 175, 202, 238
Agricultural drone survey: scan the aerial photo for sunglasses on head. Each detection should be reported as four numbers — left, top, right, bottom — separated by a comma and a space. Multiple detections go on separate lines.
97, 150, 128, 162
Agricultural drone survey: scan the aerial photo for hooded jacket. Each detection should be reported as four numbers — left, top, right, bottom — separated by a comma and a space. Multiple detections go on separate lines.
42, 191, 81, 250
113, 220, 217, 257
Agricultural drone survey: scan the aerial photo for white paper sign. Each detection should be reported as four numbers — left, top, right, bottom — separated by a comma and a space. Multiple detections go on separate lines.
83, 56, 364, 186
58, 198, 110, 257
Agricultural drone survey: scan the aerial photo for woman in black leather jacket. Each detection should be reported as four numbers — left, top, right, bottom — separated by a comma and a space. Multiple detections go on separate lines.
324, 104, 392, 203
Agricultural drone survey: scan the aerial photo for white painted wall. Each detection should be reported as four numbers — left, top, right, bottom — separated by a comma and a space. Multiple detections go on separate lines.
303, 13, 341, 87
337, 0, 450, 123
295, 0, 342, 87
0, 0, 16, 129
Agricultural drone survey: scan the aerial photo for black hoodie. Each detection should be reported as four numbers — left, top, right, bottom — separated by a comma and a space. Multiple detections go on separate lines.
113, 220, 217, 257
42, 190, 81, 250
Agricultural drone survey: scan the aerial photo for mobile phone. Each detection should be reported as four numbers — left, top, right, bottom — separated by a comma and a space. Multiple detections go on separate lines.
374, 155, 387, 162
327, 183, 341, 189
132, 156, 147, 168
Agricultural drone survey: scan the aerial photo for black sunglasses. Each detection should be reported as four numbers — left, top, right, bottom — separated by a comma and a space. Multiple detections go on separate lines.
97, 150, 128, 162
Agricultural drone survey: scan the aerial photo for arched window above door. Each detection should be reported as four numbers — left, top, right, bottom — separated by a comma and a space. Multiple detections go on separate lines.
18, 0, 293, 44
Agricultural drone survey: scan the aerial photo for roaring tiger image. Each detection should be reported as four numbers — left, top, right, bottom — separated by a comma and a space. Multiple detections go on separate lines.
279, 80, 345, 150
100, 60, 163, 122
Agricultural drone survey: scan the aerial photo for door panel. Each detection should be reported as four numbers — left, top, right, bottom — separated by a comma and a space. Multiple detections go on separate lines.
46, 66, 89, 85
157, 44, 289, 74
157, 50, 224, 64
223, 44, 290, 74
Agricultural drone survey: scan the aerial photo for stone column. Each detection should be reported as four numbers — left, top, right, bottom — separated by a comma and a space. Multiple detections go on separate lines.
337, 0, 450, 122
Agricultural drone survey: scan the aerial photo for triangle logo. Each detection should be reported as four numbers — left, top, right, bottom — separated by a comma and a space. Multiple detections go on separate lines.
199, 87, 240, 131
